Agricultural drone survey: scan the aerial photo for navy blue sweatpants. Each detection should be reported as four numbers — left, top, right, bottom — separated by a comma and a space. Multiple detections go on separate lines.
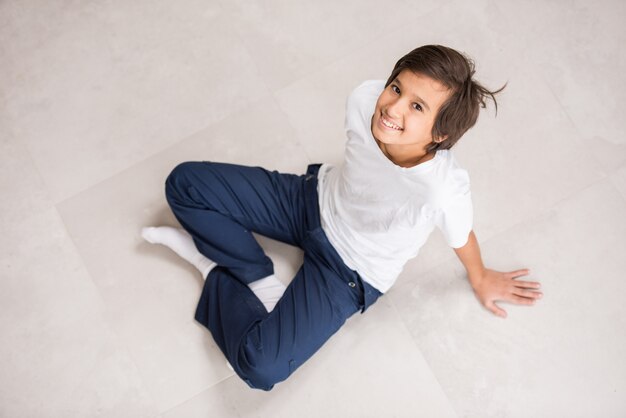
164, 161, 382, 391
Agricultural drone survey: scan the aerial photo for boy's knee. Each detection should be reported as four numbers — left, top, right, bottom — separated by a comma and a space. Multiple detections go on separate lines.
166, 161, 201, 184
239, 351, 290, 391
243, 362, 282, 391
165, 161, 204, 200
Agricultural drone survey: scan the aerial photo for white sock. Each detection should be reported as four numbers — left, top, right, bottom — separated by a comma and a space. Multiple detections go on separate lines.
248, 274, 287, 313
142, 226, 286, 312
141, 226, 216, 279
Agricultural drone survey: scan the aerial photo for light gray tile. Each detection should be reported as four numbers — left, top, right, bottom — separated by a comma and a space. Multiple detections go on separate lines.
609, 164, 626, 202
0, 133, 53, 226
389, 178, 626, 417
162, 297, 456, 418
1, 1, 269, 203
56, 97, 314, 413
454, 67, 606, 240
218, 0, 450, 92
4, 0, 625, 415
492, 0, 626, 171
0, 209, 157, 417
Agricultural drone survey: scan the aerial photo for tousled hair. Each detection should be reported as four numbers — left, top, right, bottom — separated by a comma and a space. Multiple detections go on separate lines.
384, 45, 506, 152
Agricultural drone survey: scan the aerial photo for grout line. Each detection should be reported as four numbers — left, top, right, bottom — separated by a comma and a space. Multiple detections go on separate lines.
262, 0, 460, 97
269, 91, 315, 166
49, 207, 163, 415
54, 8, 274, 207
386, 296, 461, 418
54, 91, 273, 208
537, 64, 610, 176
52, 0, 445, 207
488, 172, 610, 238
158, 372, 236, 416
606, 170, 626, 205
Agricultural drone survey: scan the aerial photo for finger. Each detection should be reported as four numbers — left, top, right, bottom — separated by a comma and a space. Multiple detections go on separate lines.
507, 269, 530, 279
486, 301, 507, 318
513, 280, 541, 289
512, 288, 543, 300
510, 294, 536, 305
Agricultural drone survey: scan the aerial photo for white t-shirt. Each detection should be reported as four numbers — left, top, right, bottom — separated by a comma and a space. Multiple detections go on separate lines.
317, 79, 473, 294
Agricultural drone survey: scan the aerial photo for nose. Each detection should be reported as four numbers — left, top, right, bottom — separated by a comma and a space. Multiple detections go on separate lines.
386, 97, 402, 119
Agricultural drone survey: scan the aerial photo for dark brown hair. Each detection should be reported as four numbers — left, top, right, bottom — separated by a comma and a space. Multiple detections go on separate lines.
384, 45, 506, 152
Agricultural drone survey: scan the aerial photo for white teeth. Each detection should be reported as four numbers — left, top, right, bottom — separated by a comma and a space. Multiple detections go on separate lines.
382, 117, 401, 130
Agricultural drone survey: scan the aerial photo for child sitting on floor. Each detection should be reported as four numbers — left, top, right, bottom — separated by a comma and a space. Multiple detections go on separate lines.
142, 44, 542, 391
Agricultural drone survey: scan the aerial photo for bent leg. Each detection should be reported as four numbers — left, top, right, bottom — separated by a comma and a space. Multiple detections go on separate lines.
165, 161, 308, 285
196, 228, 368, 391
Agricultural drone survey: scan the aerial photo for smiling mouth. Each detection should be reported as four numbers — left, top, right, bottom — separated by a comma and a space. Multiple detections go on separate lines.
380, 113, 403, 131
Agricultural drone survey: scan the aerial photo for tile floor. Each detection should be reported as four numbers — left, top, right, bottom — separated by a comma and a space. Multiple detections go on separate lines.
1, 0, 625, 416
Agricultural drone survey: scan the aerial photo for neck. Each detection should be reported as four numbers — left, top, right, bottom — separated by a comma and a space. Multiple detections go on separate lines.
376, 140, 435, 168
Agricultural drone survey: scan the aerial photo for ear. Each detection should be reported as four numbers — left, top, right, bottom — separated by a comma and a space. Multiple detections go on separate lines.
434, 135, 448, 144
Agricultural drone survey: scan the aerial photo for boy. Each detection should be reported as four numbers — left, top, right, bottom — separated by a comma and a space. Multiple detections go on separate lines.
142, 45, 543, 391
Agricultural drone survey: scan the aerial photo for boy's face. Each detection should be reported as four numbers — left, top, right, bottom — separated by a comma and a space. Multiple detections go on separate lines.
371, 69, 451, 153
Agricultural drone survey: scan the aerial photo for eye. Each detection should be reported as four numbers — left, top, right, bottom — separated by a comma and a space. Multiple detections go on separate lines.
412, 103, 423, 112
391, 85, 400, 94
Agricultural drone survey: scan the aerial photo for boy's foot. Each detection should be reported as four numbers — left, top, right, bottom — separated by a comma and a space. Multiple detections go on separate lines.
141, 227, 287, 312
141, 226, 216, 279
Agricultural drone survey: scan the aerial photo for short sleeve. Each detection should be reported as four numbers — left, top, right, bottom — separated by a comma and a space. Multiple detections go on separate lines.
344, 80, 386, 131
434, 188, 473, 249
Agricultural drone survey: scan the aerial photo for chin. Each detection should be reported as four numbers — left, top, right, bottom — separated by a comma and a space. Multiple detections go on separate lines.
374, 128, 398, 145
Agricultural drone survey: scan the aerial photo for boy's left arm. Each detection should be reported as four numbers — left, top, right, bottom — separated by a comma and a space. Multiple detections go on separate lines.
453, 230, 542, 318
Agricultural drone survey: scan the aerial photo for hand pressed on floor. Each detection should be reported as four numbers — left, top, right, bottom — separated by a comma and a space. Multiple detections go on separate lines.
469, 268, 542, 318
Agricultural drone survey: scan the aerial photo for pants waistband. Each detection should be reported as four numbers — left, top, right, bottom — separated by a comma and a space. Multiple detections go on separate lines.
303, 163, 382, 313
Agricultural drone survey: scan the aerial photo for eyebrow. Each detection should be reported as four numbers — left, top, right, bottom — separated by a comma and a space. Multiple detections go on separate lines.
393, 77, 431, 112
